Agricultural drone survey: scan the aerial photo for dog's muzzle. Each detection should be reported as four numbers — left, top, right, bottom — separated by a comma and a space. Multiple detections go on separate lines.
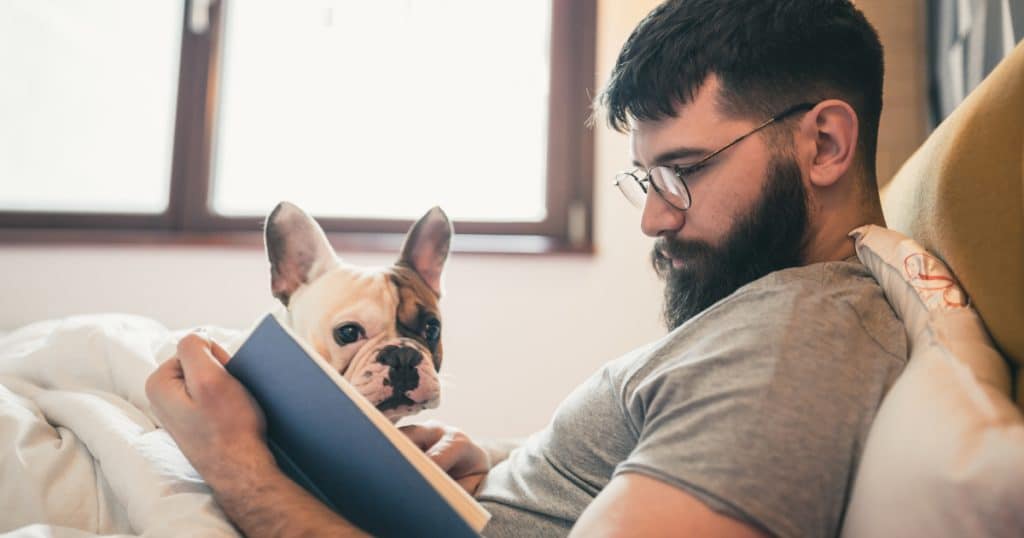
377, 344, 423, 394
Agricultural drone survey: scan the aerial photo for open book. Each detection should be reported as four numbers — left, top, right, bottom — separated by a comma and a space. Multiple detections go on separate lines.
225, 313, 490, 537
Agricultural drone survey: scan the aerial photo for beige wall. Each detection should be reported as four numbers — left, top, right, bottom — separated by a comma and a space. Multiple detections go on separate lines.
856, 0, 930, 186
0, 0, 930, 439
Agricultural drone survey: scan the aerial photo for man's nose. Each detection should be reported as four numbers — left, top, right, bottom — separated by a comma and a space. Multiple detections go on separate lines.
640, 187, 686, 238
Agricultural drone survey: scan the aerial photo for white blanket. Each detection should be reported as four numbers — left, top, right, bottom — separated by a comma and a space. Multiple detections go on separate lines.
0, 314, 243, 537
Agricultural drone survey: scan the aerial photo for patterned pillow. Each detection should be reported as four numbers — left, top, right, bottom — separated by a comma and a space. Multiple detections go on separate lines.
840, 225, 1024, 537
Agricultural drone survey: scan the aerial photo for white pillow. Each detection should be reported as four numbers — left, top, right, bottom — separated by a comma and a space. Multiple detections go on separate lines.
840, 225, 1024, 537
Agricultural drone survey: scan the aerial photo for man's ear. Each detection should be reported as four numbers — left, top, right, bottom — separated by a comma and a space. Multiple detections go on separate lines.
398, 207, 453, 297
264, 202, 339, 306
801, 99, 859, 188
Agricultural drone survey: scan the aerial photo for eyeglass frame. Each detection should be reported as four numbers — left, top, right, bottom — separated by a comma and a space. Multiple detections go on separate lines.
613, 101, 819, 211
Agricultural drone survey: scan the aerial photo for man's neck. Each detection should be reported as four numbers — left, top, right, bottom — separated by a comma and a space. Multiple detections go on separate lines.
803, 203, 886, 265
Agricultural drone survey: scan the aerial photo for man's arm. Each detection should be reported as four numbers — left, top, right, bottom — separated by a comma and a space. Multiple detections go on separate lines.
207, 460, 369, 538
146, 333, 369, 538
569, 473, 769, 538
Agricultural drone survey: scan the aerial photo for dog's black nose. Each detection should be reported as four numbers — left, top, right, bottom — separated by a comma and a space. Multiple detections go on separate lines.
377, 345, 423, 369
378, 345, 422, 393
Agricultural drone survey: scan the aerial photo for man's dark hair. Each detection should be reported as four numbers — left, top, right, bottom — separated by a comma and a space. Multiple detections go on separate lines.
596, 0, 884, 181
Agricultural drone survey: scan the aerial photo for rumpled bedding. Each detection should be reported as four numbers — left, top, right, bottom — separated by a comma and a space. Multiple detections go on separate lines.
0, 314, 243, 537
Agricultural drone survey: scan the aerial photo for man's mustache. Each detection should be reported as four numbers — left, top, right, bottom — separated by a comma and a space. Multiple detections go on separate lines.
651, 238, 717, 275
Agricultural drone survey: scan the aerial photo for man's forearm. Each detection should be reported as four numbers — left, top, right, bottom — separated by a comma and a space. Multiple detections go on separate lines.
208, 464, 369, 538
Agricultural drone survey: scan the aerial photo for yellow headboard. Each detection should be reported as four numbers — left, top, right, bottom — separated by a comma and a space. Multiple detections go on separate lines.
881, 42, 1024, 406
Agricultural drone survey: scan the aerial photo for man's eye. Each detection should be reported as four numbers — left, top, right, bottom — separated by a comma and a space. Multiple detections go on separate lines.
677, 163, 708, 178
333, 323, 365, 345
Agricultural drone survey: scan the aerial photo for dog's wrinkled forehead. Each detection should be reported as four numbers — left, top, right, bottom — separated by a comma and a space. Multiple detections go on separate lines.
284, 265, 394, 342
388, 264, 443, 366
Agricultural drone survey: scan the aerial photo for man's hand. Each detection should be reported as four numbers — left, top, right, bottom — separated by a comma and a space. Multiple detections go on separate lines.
145, 332, 369, 537
145, 332, 275, 487
401, 421, 491, 495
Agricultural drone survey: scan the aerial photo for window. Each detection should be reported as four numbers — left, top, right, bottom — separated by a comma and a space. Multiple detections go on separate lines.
0, 0, 183, 217
928, 0, 1024, 123
0, 0, 596, 254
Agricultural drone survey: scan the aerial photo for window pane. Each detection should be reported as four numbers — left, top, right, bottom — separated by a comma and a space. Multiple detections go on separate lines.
0, 1, 183, 214
212, 1, 551, 222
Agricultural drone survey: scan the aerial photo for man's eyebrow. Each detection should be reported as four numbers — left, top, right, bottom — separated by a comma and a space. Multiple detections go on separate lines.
631, 146, 710, 168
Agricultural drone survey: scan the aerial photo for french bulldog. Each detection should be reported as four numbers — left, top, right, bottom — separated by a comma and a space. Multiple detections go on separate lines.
263, 201, 451, 423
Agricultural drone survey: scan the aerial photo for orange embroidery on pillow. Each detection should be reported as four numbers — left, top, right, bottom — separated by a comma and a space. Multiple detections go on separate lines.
902, 253, 969, 308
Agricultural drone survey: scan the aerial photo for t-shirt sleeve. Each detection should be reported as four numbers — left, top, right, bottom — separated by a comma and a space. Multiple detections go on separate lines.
613, 291, 903, 538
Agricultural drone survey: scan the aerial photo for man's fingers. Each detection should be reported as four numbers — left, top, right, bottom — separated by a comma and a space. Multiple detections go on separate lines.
399, 422, 489, 482
176, 333, 228, 399
146, 353, 184, 397
425, 429, 481, 476
209, 339, 232, 366
426, 437, 463, 471
179, 329, 232, 367
145, 355, 191, 427
400, 421, 446, 452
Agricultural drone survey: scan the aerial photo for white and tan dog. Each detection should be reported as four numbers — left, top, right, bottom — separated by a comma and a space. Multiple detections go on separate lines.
263, 201, 451, 423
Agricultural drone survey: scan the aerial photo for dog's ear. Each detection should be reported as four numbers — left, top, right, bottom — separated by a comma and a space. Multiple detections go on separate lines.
264, 202, 339, 306
398, 207, 452, 297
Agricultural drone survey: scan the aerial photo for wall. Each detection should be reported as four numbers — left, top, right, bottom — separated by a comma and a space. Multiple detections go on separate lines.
0, 0, 927, 440
857, 0, 930, 186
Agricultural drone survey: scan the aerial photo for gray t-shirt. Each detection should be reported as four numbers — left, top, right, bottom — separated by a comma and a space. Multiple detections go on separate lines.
476, 259, 907, 538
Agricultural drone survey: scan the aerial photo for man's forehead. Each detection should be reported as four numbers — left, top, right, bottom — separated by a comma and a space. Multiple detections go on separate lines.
629, 110, 717, 167
627, 78, 733, 166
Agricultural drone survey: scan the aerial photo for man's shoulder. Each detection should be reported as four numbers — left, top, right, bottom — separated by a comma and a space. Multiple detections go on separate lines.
614, 259, 906, 395
720, 258, 907, 360
732, 258, 880, 306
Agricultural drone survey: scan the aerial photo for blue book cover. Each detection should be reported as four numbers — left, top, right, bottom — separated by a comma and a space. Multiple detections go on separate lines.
225, 313, 489, 537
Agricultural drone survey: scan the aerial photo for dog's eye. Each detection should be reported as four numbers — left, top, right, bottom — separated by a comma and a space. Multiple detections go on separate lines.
333, 323, 365, 345
423, 319, 441, 344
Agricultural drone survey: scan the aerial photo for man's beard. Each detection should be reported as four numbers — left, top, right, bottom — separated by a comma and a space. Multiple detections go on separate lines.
652, 154, 809, 330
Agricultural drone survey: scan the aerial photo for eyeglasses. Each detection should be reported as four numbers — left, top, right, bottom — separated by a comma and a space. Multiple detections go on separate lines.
613, 102, 817, 211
